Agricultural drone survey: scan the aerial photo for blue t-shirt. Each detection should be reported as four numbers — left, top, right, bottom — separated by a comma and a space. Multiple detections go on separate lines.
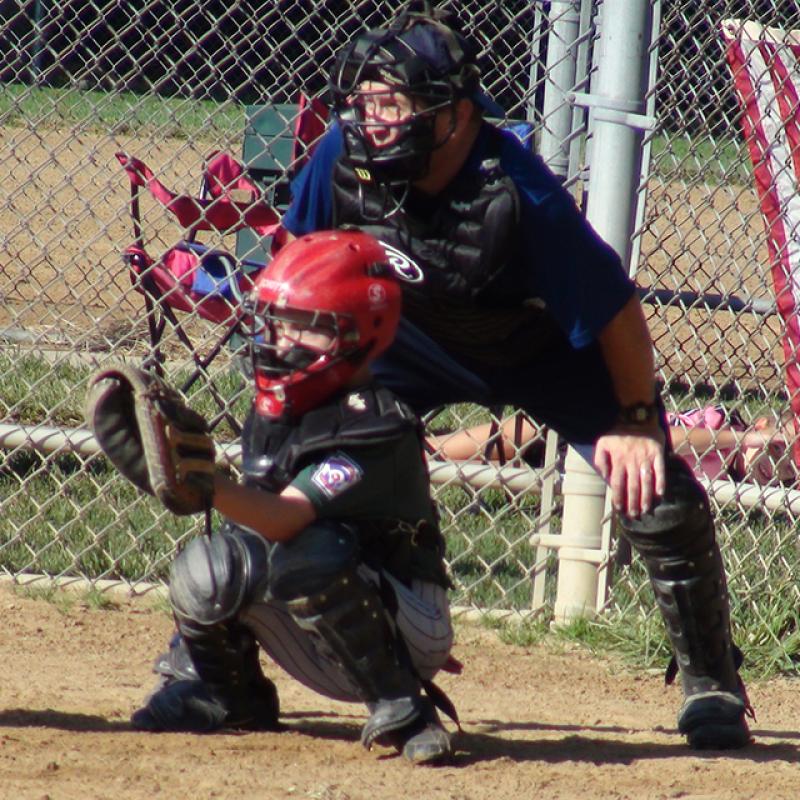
282, 122, 635, 350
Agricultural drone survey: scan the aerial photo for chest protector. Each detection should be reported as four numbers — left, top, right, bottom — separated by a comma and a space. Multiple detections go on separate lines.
241, 385, 448, 587
241, 384, 419, 492
332, 127, 564, 366
332, 130, 518, 303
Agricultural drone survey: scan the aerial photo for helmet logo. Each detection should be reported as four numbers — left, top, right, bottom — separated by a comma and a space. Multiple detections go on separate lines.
256, 393, 283, 417
367, 282, 387, 306
379, 241, 424, 283
347, 392, 367, 411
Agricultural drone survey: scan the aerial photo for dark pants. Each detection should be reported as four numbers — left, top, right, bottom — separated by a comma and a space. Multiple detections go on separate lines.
373, 318, 628, 445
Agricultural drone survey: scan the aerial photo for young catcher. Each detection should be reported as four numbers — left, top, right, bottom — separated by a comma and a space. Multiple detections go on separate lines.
85, 230, 455, 765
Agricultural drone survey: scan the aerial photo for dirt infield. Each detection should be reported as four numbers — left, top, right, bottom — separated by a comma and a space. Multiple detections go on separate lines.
2, 123, 799, 799
1, 585, 799, 800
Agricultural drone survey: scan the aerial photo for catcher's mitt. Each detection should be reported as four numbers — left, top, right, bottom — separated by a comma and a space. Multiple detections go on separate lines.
85, 364, 216, 515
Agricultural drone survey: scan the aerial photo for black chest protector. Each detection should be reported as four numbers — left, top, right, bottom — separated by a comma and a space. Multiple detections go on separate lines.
331, 126, 564, 366
241, 384, 419, 492
332, 129, 519, 303
240, 384, 449, 588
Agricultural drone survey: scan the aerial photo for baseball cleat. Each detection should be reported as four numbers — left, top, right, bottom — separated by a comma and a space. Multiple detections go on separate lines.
131, 676, 281, 733
677, 690, 753, 750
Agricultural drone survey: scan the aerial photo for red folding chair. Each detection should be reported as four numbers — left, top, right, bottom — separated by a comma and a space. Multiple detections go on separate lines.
116, 97, 328, 434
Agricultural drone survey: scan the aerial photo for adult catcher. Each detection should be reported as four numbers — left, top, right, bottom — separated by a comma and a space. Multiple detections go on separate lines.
280, 2, 754, 749
86, 230, 455, 764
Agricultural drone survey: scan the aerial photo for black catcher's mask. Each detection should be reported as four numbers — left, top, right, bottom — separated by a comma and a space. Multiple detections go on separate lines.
328, 7, 489, 195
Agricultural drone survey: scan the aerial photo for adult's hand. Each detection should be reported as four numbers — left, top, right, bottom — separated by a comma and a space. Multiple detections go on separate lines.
594, 426, 666, 518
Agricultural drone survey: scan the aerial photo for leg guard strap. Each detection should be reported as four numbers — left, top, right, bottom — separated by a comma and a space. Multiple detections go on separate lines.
284, 568, 420, 703
269, 521, 447, 751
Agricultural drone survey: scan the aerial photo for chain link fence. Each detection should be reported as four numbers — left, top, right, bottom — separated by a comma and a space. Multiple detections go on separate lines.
2, 1, 800, 650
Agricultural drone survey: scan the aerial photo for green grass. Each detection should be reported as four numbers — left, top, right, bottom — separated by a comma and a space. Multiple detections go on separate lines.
0, 355, 89, 427
649, 131, 751, 185
12, 582, 122, 613
0, 353, 242, 580
13, 582, 79, 614
0, 449, 204, 581
0, 352, 250, 437
564, 503, 800, 681
440, 483, 551, 611
0, 82, 244, 140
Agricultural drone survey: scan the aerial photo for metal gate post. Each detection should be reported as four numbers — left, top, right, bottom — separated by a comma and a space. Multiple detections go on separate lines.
579, 0, 657, 266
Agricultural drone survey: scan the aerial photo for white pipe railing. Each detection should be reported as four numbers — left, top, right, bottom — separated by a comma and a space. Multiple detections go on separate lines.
3, 421, 800, 617
4, 421, 798, 510
0, 423, 553, 493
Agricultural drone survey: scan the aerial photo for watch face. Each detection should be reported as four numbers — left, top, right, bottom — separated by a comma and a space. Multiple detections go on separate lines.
622, 403, 654, 424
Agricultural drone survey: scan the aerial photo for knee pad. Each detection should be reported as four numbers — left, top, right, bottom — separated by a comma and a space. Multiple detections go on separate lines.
169, 527, 269, 626
268, 520, 359, 601
618, 454, 713, 557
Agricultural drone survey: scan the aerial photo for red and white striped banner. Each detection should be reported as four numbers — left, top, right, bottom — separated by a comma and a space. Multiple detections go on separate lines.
721, 19, 800, 465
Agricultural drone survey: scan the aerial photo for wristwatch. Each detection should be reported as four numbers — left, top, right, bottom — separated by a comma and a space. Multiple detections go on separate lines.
617, 402, 658, 426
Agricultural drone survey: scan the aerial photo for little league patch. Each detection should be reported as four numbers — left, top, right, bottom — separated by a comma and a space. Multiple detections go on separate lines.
311, 453, 363, 497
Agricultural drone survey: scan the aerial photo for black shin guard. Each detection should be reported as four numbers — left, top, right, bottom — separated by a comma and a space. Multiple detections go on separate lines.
618, 455, 739, 696
618, 457, 751, 748
269, 521, 420, 704
132, 621, 280, 733
285, 570, 423, 745
175, 618, 280, 730
132, 527, 280, 733
269, 521, 450, 759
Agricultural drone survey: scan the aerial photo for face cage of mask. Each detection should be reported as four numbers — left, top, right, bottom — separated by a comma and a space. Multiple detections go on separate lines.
244, 304, 365, 386
329, 34, 466, 174
338, 99, 460, 221
338, 90, 457, 172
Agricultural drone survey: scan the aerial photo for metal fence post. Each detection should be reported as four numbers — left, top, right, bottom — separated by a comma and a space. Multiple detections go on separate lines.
538, 0, 583, 180
581, 0, 655, 267
553, 0, 655, 623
